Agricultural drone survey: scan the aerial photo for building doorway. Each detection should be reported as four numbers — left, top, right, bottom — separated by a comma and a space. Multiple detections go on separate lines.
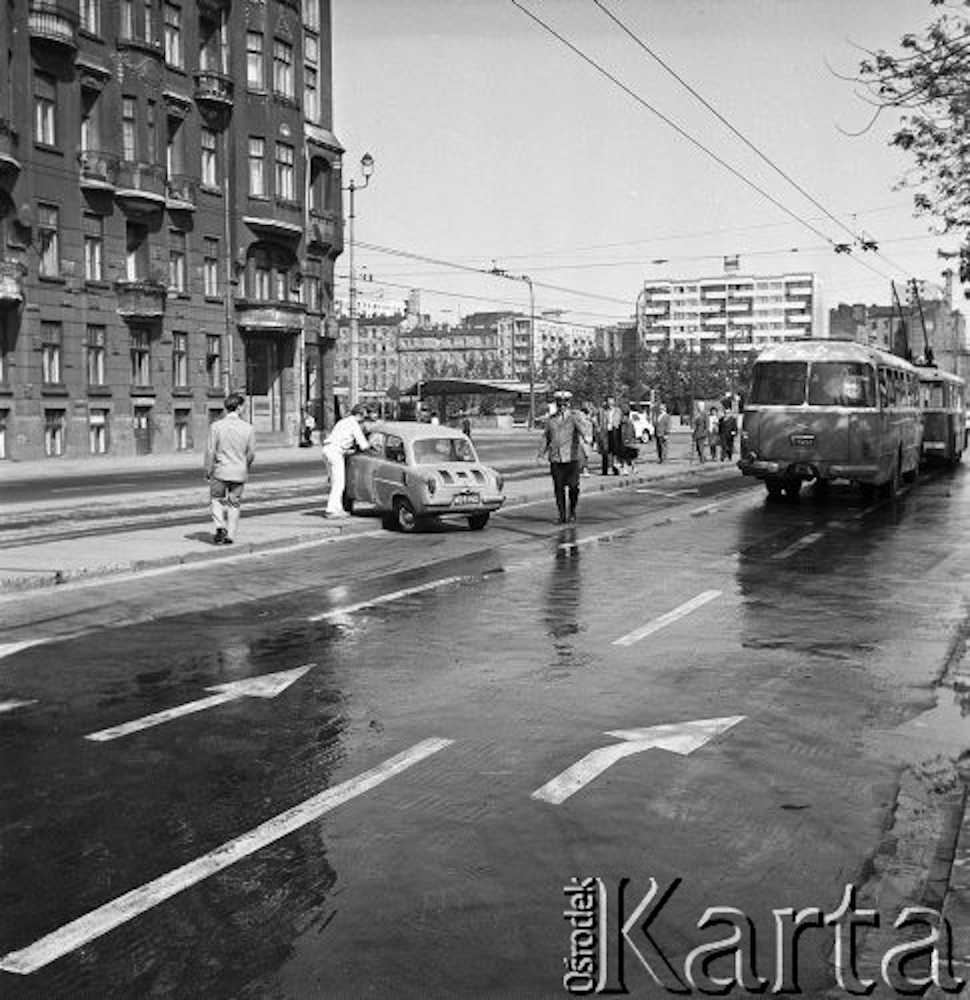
133, 405, 153, 454
245, 337, 283, 433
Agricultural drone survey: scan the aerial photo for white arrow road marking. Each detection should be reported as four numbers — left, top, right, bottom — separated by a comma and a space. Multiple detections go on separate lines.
0, 699, 37, 714
0, 640, 49, 661
531, 715, 745, 805
307, 576, 463, 622
612, 590, 722, 647
0, 736, 453, 976
84, 665, 314, 742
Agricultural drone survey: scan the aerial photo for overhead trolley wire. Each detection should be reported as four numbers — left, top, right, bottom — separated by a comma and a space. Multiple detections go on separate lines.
509, 0, 902, 288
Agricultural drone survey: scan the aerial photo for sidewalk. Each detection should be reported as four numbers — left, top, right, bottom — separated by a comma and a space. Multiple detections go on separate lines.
0, 445, 730, 594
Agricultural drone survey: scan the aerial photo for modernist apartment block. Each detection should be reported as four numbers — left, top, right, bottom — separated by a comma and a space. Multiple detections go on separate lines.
0, 0, 342, 460
636, 271, 824, 352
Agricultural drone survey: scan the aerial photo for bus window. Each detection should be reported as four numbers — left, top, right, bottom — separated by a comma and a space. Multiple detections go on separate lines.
750, 361, 807, 405
807, 362, 875, 407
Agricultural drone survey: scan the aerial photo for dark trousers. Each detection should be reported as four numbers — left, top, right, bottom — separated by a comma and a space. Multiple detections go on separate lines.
550, 461, 580, 520
656, 435, 668, 462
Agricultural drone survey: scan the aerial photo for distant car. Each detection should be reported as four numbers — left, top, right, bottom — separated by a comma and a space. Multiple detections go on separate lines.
344, 420, 506, 532
629, 412, 654, 442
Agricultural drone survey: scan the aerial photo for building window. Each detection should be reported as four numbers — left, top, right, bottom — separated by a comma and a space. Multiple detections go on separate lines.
173, 331, 188, 387
272, 39, 293, 99
80, 0, 101, 34
201, 128, 218, 186
37, 205, 60, 279
122, 97, 137, 160
174, 408, 191, 450
246, 31, 264, 90
83, 214, 104, 282
275, 142, 295, 201
121, 0, 134, 36
143, 0, 154, 43
166, 117, 185, 176
304, 33, 319, 123
168, 229, 187, 292
0, 322, 9, 383
309, 158, 333, 213
163, 3, 182, 67
248, 137, 266, 197
203, 237, 219, 296
130, 329, 151, 386
80, 89, 102, 153
44, 409, 66, 457
126, 222, 149, 280
0, 409, 7, 459
87, 325, 106, 386
147, 100, 157, 164
41, 322, 62, 383
206, 334, 221, 388
34, 73, 56, 146
89, 409, 109, 454
304, 273, 320, 313
302, 0, 319, 30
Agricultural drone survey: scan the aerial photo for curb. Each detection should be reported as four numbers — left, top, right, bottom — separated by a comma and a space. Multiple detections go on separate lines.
0, 462, 734, 595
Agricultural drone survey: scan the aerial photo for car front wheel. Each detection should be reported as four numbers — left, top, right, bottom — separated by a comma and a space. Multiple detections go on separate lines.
467, 512, 490, 531
395, 497, 419, 532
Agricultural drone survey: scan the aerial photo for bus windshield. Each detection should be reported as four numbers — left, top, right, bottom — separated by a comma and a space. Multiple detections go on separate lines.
750, 360, 876, 407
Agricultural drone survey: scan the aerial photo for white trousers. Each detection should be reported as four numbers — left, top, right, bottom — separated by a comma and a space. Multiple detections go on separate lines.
322, 443, 347, 515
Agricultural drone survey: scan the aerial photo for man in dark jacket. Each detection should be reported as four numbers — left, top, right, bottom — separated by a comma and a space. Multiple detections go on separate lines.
537, 390, 591, 524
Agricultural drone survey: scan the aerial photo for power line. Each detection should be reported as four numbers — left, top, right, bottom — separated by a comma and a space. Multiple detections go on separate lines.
508, 0, 901, 289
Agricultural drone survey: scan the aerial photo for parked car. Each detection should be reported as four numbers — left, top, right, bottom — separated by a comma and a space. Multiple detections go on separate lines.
629, 411, 654, 442
344, 421, 506, 532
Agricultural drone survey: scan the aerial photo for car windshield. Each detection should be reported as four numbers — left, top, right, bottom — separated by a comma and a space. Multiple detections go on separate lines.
412, 437, 477, 464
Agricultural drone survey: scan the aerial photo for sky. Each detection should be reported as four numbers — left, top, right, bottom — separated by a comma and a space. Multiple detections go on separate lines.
331, 0, 964, 329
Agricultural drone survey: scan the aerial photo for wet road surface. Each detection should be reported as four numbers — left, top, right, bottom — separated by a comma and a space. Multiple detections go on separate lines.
1, 468, 968, 997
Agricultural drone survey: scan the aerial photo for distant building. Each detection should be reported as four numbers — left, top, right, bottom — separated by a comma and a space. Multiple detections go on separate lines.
636, 271, 825, 351
0, 0, 341, 461
495, 311, 597, 381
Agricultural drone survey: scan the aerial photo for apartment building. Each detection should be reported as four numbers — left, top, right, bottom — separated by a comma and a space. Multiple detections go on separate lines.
0, 0, 341, 460
636, 271, 824, 352
495, 311, 597, 381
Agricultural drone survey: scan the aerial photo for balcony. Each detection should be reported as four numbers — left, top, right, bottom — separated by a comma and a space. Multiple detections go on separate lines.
79, 150, 119, 190
115, 161, 167, 215
28, 0, 78, 49
307, 211, 343, 255
115, 279, 166, 318
0, 118, 19, 173
166, 175, 198, 211
243, 206, 303, 241
0, 260, 26, 306
235, 298, 306, 335
117, 28, 163, 58
194, 71, 234, 110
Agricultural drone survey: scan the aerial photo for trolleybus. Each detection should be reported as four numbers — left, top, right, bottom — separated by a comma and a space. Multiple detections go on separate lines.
917, 366, 965, 466
738, 340, 922, 499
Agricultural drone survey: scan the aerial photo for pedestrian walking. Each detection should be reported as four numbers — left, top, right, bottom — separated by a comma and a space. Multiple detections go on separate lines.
617, 403, 639, 474
321, 404, 371, 518
597, 395, 623, 475
204, 392, 256, 545
578, 402, 595, 475
719, 406, 738, 461
707, 405, 721, 461
537, 390, 590, 524
300, 410, 316, 447
461, 415, 472, 439
654, 403, 671, 463
691, 403, 708, 464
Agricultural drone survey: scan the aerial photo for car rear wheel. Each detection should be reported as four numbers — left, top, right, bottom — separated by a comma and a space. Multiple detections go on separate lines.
640, 431, 651, 444
342, 493, 355, 514
765, 480, 784, 499
467, 512, 490, 531
395, 497, 419, 533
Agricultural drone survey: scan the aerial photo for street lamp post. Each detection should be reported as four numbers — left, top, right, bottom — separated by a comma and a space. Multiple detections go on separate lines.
345, 152, 374, 410
491, 265, 536, 429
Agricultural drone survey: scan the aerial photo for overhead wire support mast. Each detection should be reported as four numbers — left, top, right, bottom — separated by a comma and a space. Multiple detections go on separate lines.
491, 264, 537, 430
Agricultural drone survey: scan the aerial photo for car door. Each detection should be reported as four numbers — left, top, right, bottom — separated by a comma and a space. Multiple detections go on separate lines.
374, 434, 408, 510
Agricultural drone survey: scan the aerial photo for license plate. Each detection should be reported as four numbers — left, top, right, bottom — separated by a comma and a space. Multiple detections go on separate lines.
452, 492, 481, 506
790, 434, 815, 447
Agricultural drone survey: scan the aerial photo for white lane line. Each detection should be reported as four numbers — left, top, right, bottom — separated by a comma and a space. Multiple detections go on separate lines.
612, 590, 723, 648
558, 530, 628, 551
771, 531, 824, 562
0, 640, 49, 661
635, 487, 699, 497
307, 576, 463, 622
0, 737, 453, 976
0, 699, 37, 714
688, 502, 721, 517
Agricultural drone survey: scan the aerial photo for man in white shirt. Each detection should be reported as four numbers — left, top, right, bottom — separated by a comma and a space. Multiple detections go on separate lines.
322, 405, 371, 517
204, 392, 256, 544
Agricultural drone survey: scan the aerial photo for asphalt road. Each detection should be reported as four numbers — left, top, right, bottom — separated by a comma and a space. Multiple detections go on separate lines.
1, 467, 968, 998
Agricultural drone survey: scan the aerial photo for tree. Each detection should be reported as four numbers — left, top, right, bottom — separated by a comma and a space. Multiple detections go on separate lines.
854, 3, 970, 231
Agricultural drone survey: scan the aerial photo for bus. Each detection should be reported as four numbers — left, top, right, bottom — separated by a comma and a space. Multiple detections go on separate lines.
738, 340, 922, 499
917, 366, 965, 466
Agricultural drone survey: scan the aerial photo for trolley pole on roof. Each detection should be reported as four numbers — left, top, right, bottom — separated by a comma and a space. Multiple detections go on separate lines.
491, 264, 536, 429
